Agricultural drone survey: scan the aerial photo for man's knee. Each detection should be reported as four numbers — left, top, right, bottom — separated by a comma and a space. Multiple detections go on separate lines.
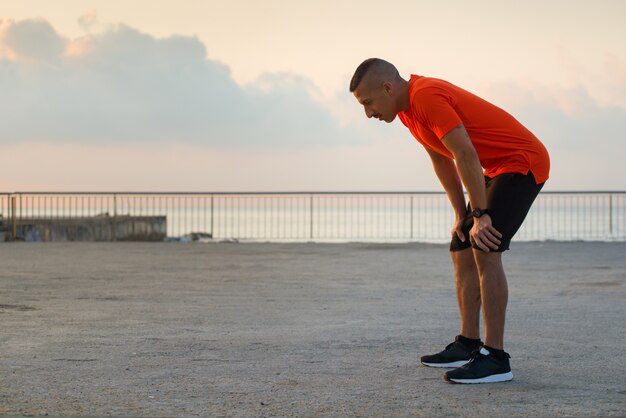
472, 249, 503, 274
451, 247, 476, 268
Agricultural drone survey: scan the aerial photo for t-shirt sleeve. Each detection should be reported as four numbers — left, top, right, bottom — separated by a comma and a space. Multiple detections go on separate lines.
412, 87, 462, 140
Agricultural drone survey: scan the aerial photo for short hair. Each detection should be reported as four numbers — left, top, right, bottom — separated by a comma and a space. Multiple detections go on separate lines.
349, 58, 399, 92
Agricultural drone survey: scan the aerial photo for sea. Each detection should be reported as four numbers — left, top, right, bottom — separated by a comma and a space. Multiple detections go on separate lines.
6, 192, 626, 243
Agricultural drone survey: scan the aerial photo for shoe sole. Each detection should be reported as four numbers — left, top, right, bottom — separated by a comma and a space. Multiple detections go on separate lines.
445, 371, 513, 384
421, 360, 470, 368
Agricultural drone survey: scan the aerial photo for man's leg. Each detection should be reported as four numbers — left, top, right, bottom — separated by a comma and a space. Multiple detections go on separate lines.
443, 249, 512, 383
420, 243, 483, 368
473, 250, 507, 350
443, 172, 543, 383
451, 247, 481, 340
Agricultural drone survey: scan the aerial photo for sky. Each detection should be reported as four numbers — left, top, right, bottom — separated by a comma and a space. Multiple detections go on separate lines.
1, 0, 625, 191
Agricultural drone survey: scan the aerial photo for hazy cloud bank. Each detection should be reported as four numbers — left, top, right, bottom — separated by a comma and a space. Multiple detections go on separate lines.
1, 17, 625, 191
479, 80, 626, 155
0, 18, 364, 148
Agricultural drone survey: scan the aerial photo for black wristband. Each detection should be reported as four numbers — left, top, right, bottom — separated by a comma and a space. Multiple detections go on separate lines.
471, 208, 490, 218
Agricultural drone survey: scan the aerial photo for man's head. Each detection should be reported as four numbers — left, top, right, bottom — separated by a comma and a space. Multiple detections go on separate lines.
350, 58, 408, 123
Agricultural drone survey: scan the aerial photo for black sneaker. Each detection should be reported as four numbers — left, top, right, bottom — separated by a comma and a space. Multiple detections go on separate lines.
420, 335, 481, 368
444, 347, 513, 384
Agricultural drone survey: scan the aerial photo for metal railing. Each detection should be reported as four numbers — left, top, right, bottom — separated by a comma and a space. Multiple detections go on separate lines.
1, 191, 625, 242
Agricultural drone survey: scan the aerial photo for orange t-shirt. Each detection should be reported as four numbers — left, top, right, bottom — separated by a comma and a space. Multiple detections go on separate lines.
398, 75, 550, 184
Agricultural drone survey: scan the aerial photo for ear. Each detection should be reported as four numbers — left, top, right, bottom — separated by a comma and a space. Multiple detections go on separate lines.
382, 81, 393, 95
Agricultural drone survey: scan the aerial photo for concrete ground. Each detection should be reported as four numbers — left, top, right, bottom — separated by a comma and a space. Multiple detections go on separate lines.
0, 241, 625, 417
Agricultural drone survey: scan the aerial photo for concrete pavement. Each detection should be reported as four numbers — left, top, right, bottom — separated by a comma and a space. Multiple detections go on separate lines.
0, 241, 625, 417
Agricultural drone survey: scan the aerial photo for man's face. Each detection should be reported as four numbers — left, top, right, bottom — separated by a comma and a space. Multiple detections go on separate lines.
353, 81, 397, 123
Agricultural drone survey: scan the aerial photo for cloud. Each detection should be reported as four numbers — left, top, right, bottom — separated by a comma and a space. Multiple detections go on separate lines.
601, 55, 626, 109
0, 18, 65, 64
77, 10, 99, 33
477, 81, 626, 189
0, 18, 365, 149
1, 17, 624, 191
478, 81, 626, 151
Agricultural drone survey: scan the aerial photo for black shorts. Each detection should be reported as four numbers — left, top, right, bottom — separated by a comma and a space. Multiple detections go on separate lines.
450, 171, 544, 252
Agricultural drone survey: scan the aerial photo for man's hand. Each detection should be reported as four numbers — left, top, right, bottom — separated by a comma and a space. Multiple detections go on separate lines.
470, 215, 502, 252
452, 215, 466, 242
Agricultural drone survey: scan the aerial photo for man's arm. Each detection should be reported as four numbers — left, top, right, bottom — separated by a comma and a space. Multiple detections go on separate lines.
440, 124, 502, 251
426, 148, 468, 241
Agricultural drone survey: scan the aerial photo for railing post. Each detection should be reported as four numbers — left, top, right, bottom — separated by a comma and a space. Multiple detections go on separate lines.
19, 194, 22, 236
609, 193, 613, 237
210, 194, 214, 239
310, 194, 314, 240
410, 195, 414, 240
11, 196, 17, 240
113, 193, 117, 242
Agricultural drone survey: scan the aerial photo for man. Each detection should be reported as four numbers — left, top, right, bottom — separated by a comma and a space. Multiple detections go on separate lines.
350, 58, 550, 384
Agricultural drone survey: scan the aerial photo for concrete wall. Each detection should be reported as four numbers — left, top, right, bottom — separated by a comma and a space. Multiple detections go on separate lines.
14, 215, 166, 242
